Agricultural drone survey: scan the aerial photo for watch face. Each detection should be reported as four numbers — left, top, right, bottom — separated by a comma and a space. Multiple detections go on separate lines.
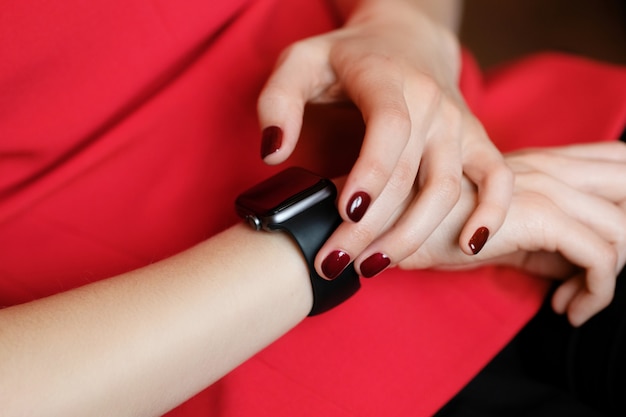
235, 167, 335, 228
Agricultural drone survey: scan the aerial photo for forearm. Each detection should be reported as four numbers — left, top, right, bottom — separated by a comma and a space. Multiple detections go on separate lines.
330, 0, 464, 33
0, 224, 311, 417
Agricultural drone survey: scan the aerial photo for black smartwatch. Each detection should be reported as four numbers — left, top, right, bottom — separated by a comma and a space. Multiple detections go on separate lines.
235, 167, 360, 315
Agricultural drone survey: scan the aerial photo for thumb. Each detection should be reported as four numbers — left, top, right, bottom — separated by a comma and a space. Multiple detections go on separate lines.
257, 38, 336, 164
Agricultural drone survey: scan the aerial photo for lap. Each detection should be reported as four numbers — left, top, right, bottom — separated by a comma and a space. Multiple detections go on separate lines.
436, 264, 626, 417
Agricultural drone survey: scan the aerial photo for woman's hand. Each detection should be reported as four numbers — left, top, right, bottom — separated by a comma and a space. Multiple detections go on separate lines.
398, 142, 626, 327
257, 0, 513, 280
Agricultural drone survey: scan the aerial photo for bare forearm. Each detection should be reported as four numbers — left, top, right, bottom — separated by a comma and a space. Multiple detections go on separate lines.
331, 0, 464, 32
0, 224, 311, 417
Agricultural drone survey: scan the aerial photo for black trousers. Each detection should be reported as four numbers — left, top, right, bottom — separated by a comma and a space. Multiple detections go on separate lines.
435, 267, 626, 416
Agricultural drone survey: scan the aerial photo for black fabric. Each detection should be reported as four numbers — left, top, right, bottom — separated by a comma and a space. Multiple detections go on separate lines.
436, 266, 626, 417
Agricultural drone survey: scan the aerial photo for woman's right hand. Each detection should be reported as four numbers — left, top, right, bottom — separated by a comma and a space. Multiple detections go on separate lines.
258, 0, 513, 281
396, 141, 626, 327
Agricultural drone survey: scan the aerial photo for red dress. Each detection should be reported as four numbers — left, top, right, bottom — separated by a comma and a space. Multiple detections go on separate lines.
1, 0, 625, 415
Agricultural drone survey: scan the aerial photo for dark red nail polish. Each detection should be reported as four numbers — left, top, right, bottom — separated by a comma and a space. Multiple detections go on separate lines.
360, 253, 390, 278
321, 250, 351, 280
261, 126, 283, 159
469, 226, 489, 254
346, 191, 371, 222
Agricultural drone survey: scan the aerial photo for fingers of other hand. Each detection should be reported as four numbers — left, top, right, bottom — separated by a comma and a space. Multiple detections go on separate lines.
542, 141, 626, 163
397, 167, 624, 326
502, 143, 626, 325
507, 142, 626, 203
514, 172, 625, 326
257, 39, 334, 163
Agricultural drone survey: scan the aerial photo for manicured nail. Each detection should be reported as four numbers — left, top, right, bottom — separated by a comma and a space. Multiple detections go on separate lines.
321, 250, 351, 280
346, 191, 371, 222
469, 227, 489, 254
360, 253, 390, 278
261, 126, 283, 159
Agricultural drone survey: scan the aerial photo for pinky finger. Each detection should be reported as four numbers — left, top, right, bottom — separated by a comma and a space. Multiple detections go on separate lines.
550, 235, 617, 327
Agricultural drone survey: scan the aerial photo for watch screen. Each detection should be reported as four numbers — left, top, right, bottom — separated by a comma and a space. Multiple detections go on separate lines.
235, 167, 330, 217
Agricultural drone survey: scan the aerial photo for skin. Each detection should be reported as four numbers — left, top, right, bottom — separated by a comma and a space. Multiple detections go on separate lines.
258, 0, 514, 280
0, 227, 313, 417
396, 142, 626, 327
2, 142, 625, 416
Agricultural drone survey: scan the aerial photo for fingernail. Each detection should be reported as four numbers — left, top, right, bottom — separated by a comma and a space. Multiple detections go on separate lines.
360, 252, 390, 278
469, 226, 489, 254
261, 126, 283, 159
346, 191, 371, 222
321, 250, 351, 280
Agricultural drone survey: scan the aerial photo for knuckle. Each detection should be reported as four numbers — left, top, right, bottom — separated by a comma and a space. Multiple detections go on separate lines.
414, 74, 441, 103
512, 192, 557, 250
347, 225, 377, 248
345, 53, 400, 84
425, 173, 462, 207
439, 96, 463, 127
362, 157, 395, 186
387, 159, 418, 197
382, 105, 412, 135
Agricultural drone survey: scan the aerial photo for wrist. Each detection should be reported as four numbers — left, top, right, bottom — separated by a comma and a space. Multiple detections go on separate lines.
226, 223, 314, 318
235, 167, 360, 315
339, 0, 463, 33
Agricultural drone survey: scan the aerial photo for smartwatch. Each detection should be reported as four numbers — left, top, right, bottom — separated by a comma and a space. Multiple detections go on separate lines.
235, 167, 360, 315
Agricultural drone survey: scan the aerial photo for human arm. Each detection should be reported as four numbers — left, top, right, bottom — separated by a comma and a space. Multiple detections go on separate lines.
257, 0, 513, 280
2, 142, 622, 416
0, 225, 311, 417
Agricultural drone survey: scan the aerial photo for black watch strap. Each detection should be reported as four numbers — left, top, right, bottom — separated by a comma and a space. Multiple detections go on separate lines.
278, 197, 360, 315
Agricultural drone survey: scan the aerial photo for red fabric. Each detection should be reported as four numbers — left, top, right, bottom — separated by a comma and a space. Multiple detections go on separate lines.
1, 0, 625, 416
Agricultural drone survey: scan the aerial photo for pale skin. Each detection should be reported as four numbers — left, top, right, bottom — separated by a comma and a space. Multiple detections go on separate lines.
2, 142, 625, 416
258, 0, 514, 280
0, 227, 313, 417
396, 142, 626, 327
